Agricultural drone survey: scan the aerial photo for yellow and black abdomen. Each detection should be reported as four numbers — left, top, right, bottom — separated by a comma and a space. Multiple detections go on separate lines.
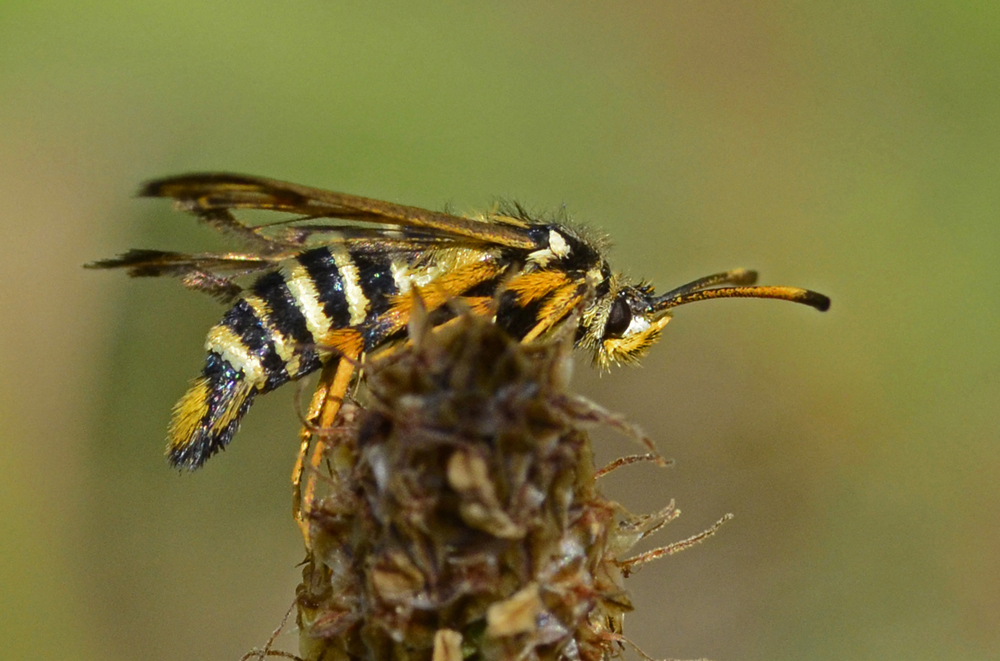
167, 245, 401, 469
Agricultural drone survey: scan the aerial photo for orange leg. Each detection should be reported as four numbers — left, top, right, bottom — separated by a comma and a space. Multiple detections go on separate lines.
292, 361, 335, 516
521, 286, 582, 343
293, 355, 358, 545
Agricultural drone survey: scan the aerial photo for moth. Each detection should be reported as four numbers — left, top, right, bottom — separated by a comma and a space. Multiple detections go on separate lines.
88, 173, 830, 472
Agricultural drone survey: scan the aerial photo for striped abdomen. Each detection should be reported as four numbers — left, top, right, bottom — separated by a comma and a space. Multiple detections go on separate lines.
167, 245, 406, 469
166, 227, 598, 470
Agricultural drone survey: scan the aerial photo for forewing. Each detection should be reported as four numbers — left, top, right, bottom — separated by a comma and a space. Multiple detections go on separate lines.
85, 249, 277, 302
142, 173, 538, 250
86, 249, 273, 276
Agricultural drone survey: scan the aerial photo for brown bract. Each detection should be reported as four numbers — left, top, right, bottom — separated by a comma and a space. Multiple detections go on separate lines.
295, 311, 667, 661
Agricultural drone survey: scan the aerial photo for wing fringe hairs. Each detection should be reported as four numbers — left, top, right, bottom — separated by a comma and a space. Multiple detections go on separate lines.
291, 310, 727, 661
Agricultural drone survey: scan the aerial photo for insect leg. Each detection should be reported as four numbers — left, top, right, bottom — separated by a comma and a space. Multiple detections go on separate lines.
520, 282, 585, 343
292, 364, 334, 518
293, 354, 358, 545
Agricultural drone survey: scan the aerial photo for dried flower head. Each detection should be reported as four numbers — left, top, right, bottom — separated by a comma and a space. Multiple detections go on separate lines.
295, 308, 714, 661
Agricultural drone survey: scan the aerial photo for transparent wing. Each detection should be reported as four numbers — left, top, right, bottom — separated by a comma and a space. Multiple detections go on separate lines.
141, 173, 538, 250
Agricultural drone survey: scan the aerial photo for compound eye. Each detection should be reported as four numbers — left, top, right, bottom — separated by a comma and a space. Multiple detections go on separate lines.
603, 295, 632, 339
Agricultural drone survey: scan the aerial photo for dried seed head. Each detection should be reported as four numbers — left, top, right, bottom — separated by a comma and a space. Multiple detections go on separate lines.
296, 312, 706, 661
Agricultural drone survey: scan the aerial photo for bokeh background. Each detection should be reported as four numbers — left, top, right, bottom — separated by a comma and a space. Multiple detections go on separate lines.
2, 2, 998, 660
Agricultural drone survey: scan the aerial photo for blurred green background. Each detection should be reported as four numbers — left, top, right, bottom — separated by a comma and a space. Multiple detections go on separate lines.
2, 2, 998, 659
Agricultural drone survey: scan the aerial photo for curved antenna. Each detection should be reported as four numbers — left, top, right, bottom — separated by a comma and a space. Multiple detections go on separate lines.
653, 277, 830, 313
654, 268, 759, 302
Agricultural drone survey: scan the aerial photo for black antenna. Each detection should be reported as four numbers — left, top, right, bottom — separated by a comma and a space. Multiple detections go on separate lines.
653, 270, 830, 313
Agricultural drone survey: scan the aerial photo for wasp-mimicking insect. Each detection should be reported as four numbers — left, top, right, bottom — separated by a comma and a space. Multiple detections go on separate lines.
88, 173, 830, 473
